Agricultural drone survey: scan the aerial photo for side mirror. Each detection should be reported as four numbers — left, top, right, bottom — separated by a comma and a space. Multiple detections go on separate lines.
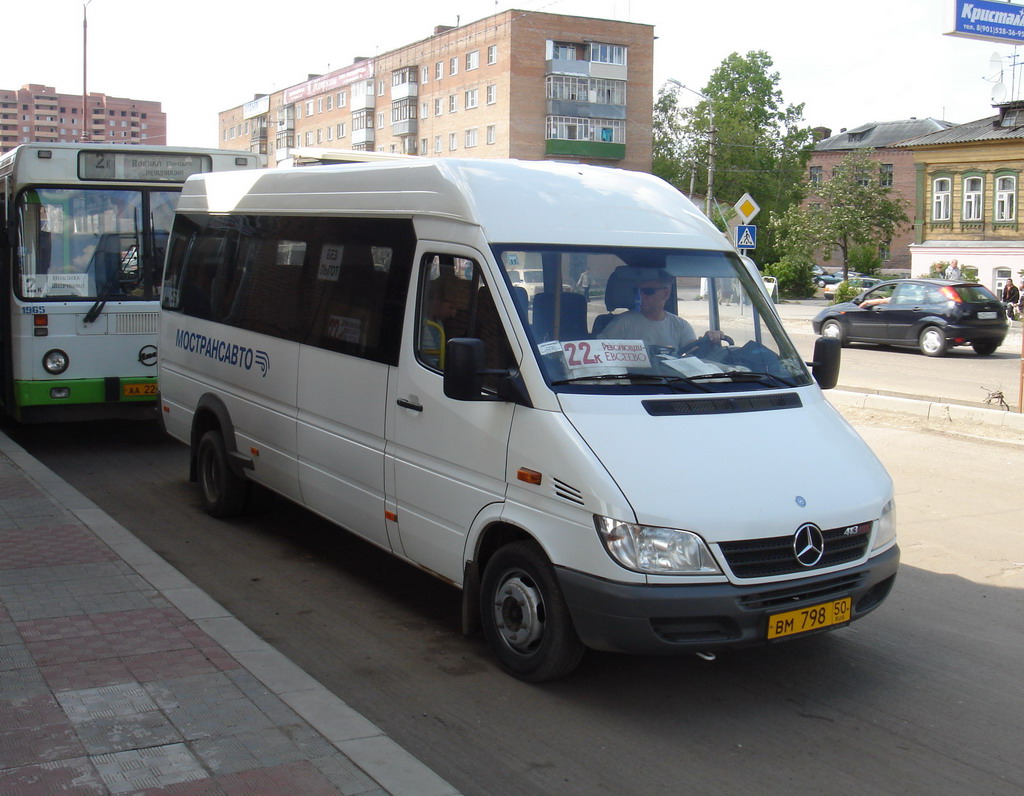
811, 336, 841, 390
444, 338, 486, 400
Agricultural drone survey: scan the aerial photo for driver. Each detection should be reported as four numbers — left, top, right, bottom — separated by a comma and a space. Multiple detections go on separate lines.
598, 271, 719, 352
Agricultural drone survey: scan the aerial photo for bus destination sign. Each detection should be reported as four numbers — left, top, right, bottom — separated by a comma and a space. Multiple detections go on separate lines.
79, 152, 213, 183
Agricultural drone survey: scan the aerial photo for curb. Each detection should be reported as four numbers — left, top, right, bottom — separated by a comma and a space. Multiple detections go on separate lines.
827, 389, 1024, 433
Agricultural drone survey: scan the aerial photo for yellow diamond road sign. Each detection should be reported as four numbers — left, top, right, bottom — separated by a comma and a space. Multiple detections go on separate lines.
734, 193, 760, 224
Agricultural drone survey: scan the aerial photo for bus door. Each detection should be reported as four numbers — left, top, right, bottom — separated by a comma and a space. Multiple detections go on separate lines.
387, 252, 518, 583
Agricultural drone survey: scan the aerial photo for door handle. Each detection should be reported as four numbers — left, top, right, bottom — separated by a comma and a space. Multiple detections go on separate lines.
397, 398, 423, 412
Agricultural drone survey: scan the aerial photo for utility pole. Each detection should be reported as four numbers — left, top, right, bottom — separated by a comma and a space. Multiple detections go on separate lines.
82, 1, 93, 142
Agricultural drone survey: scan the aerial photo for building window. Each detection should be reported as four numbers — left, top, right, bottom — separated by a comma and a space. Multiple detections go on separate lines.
996, 175, 1016, 221
450, 57, 458, 76
589, 43, 626, 65
436, 61, 444, 80
379, 80, 386, 96
486, 124, 496, 145
465, 89, 478, 109
393, 67, 418, 86
392, 99, 416, 123
306, 101, 313, 116
466, 51, 480, 71
880, 163, 893, 187
488, 45, 498, 65
932, 177, 951, 221
377, 112, 385, 129
551, 42, 577, 61
421, 66, 430, 84
421, 101, 429, 119
352, 111, 370, 131
546, 115, 624, 143
449, 95, 458, 113
963, 176, 983, 221
449, 132, 457, 151
546, 75, 626, 105
486, 85, 497, 105
327, 96, 333, 111
421, 137, 428, 154
879, 243, 890, 261
337, 122, 346, 138
338, 91, 347, 108
434, 135, 442, 153
809, 165, 822, 185
317, 99, 324, 113
465, 128, 478, 148
434, 98, 443, 116
327, 126, 333, 141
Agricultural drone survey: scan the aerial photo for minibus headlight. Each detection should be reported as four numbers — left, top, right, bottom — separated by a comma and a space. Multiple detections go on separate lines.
872, 499, 897, 551
595, 516, 722, 575
43, 349, 70, 375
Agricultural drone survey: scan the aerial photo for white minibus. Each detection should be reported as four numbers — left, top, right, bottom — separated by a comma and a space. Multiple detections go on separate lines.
158, 159, 899, 681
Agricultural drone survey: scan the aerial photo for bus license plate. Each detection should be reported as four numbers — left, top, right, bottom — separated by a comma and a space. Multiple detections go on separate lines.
767, 597, 851, 640
123, 383, 157, 397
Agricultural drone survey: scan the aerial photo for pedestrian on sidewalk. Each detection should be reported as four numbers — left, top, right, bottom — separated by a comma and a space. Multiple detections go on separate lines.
1002, 277, 1019, 320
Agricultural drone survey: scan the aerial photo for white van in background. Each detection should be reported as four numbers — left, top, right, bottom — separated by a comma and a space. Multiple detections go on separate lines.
158, 159, 899, 681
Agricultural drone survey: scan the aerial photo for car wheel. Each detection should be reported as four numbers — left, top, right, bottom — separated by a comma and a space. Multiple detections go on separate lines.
918, 326, 947, 357
480, 540, 585, 682
197, 429, 249, 517
820, 319, 847, 347
971, 341, 998, 356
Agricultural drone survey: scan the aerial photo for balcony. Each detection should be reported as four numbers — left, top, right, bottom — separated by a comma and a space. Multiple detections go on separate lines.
392, 119, 417, 136
546, 99, 625, 120
545, 139, 624, 160
351, 127, 375, 146
546, 58, 590, 77
391, 82, 418, 101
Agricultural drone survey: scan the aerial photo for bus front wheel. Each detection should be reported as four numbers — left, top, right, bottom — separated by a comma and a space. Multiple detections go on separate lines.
197, 430, 248, 517
480, 540, 585, 682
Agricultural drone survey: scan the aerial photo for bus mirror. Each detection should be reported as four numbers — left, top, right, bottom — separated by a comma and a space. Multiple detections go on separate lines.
811, 336, 841, 390
444, 338, 486, 400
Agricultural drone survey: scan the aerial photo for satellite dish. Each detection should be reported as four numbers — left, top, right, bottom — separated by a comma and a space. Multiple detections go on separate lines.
989, 52, 1004, 81
993, 82, 1008, 103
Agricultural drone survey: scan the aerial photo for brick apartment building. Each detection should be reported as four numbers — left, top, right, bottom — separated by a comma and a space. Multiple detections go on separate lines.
0, 83, 166, 156
219, 9, 654, 171
807, 118, 954, 270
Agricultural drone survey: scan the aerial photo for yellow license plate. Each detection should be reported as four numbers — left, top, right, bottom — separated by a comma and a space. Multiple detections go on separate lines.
767, 597, 851, 640
123, 383, 157, 397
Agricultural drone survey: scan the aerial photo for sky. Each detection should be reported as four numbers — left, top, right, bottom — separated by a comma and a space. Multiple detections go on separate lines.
2, 0, 1021, 148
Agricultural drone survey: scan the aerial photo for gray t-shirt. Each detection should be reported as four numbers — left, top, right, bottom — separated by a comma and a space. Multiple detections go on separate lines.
599, 311, 697, 350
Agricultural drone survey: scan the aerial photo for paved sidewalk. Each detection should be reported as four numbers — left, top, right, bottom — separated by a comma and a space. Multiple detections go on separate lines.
0, 431, 459, 795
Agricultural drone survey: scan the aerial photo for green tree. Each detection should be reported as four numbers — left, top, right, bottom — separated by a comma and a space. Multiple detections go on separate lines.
774, 148, 909, 277
657, 51, 814, 263
652, 86, 689, 189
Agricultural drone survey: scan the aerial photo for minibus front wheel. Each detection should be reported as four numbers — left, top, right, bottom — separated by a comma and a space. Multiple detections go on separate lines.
197, 430, 249, 518
480, 541, 585, 682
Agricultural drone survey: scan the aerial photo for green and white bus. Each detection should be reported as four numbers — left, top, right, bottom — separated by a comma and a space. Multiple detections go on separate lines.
0, 143, 263, 422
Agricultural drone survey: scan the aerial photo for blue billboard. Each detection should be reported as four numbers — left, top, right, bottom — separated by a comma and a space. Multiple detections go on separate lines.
949, 0, 1024, 44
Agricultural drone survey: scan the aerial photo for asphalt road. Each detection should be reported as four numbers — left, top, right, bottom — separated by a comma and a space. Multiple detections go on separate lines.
5, 406, 1023, 795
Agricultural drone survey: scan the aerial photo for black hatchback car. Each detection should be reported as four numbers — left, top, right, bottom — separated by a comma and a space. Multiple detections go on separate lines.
812, 279, 1008, 356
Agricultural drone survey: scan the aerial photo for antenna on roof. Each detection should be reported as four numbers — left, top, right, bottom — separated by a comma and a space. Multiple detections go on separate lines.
988, 52, 1008, 103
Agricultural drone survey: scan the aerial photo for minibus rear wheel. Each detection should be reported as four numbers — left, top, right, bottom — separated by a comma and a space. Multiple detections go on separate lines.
197, 430, 248, 517
480, 540, 585, 682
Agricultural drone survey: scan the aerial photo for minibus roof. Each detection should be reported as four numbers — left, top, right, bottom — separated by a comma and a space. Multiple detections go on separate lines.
177, 158, 731, 250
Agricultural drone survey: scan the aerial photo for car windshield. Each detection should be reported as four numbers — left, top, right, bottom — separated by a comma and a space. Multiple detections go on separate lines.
493, 244, 812, 394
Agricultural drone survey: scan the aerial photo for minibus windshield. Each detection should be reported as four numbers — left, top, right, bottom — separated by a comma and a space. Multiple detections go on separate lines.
493, 245, 812, 393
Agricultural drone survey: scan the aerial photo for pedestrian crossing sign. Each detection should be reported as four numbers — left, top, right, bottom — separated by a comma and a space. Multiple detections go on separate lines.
736, 224, 757, 249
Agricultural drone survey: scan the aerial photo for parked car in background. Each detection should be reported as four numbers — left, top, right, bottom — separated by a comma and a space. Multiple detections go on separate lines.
822, 276, 882, 300
815, 268, 857, 288
812, 278, 1008, 356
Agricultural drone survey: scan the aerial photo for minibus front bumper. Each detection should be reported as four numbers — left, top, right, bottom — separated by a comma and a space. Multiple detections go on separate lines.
555, 545, 899, 655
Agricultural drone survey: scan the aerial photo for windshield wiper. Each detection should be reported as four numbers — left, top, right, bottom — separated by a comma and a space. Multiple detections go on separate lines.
686, 370, 798, 388
550, 373, 712, 391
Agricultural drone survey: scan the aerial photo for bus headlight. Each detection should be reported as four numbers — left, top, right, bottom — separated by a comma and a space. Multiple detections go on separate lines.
872, 499, 897, 550
595, 516, 722, 575
43, 349, 70, 375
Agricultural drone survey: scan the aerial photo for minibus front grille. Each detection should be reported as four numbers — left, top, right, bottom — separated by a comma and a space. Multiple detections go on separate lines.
719, 525, 871, 578
114, 312, 159, 335
737, 572, 865, 611
553, 478, 585, 505
642, 392, 802, 416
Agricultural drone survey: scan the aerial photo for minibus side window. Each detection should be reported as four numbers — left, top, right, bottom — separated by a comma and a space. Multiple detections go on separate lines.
415, 253, 514, 387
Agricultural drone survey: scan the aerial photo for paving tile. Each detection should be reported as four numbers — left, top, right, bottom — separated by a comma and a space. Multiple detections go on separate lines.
39, 656, 135, 692
0, 691, 68, 731
73, 709, 184, 755
125, 647, 221, 683
217, 759, 347, 795
16, 614, 101, 642
27, 632, 118, 666
91, 743, 210, 794
191, 728, 306, 776
0, 756, 107, 795
0, 664, 50, 700
0, 639, 34, 670
0, 722, 85, 769
310, 753, 386, 796
56, 681, 159, 721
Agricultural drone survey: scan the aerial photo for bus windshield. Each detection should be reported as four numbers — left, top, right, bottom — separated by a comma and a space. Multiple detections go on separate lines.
493, 245, 812, 393
15, 187, 177, 301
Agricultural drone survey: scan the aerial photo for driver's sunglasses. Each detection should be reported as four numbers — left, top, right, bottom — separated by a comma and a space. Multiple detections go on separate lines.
640, 286, 668, 295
